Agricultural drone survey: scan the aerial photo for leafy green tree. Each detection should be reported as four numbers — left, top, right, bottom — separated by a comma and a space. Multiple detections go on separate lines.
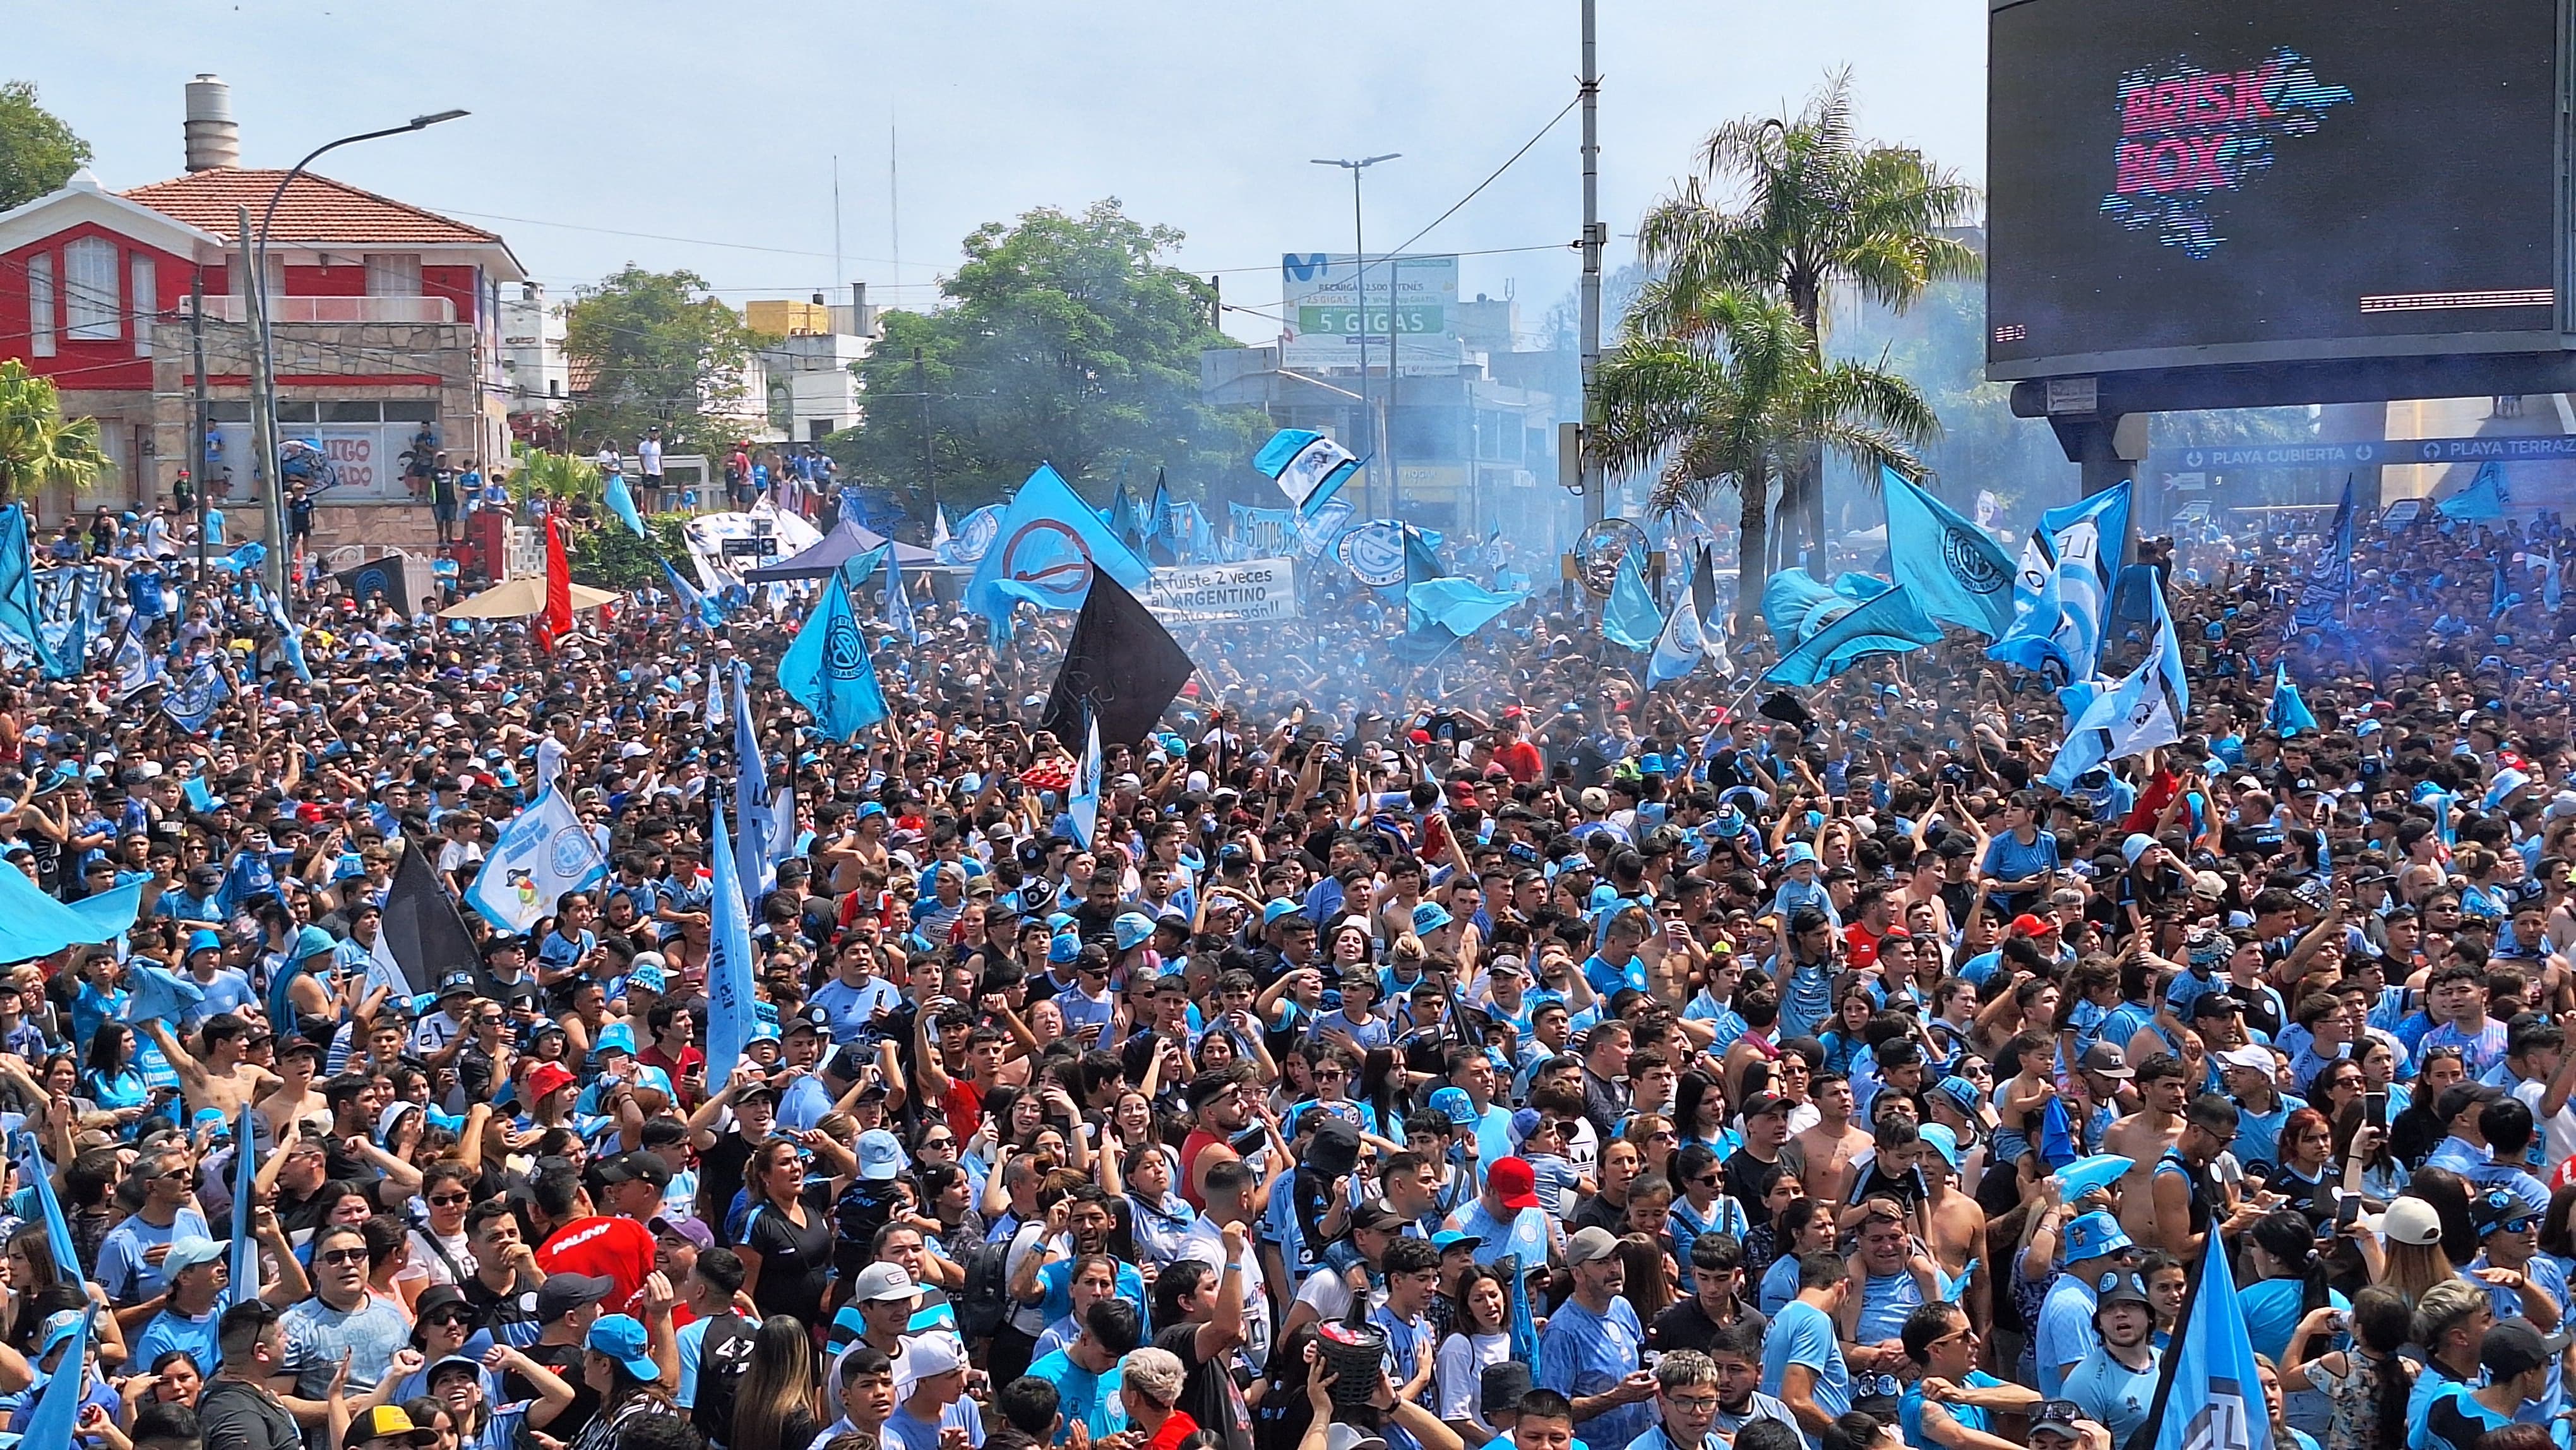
568, 513, 689, 591
0, 81, 88, 213
1637, 70, 1977, 572
0, 359, 103, 505
563, 268, 766, 460
826, 200, 1263, 517
1595, 284, 1938, 634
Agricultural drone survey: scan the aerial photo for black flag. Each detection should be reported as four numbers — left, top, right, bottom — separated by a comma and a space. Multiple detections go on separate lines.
1042, 573, 1195, 748
381, 839, 489, 997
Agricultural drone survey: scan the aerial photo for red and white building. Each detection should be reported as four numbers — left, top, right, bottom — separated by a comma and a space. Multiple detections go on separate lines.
0, 76, 525, 548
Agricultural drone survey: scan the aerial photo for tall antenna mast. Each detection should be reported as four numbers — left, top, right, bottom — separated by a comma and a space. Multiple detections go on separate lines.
890, 119, 902, 301
832, 154, 844, 295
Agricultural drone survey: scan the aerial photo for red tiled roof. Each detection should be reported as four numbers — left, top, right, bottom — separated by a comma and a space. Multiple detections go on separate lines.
118, 168, 500, 246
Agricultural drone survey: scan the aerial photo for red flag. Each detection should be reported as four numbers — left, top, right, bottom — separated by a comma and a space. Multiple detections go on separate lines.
540, 515, 573, 650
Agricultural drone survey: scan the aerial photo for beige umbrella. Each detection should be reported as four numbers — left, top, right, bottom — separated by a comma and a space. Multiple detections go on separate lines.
437, 576, 621, 619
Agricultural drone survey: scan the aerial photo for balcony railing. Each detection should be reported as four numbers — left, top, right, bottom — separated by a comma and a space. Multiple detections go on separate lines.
188, 294, 456, 324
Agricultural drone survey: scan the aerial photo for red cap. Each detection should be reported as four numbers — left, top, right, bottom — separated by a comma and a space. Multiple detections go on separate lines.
1488, 1156, 1539, 1211
526, 1062, 578, 1103
2010, 913, 2050, 937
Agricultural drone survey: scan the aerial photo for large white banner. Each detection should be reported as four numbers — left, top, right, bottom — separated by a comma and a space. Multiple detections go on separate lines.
1147, 559, 1301, 623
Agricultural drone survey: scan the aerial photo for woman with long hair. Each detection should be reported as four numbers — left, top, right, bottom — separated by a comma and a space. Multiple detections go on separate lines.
2240, 1211, 2348, 1363
2374, 1197, 2456, 1306
2279, 1283, 2413, 1450
1665, 1142, 1748, 1257
730, 1315, 822, 1450
1739, 1172, 1805, 1284
1614, 1231, 1676, 1322
2537, 1182, 2576, 1287
1433, 1263, 1513, 1444
568, 1314, 679, 1450
735, 1132, 857, 1327
2327, 1099, 2407, 1207
82, 1020, 150, 1132
2269, 1108, 2337, 1223
1623, 1114, 1681, 1184
1672, 1070, 1730, 1153
1757, 1197, 1835, 1317
2405, 1166, 2479, 1267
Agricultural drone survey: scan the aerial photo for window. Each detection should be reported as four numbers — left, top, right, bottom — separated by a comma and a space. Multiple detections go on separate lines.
63, 236, 120, 340
381, 400, 438, 423
26, 252, 53, 356
129, 253, 157, 356
323, 402, 383, 423
364, 253, 421, 296
276, 402, 318, 424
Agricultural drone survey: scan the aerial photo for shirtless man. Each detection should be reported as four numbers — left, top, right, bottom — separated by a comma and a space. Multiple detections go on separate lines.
1782, 1071, 1875, 1209
2106, 1052, 2190, 1252
143, 1011, 281, 1137
257, 1036, 331, 1144
1916, 1124, 1989, 1339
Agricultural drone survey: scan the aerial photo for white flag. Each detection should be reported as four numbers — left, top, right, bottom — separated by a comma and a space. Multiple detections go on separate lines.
463, 788, 612, 933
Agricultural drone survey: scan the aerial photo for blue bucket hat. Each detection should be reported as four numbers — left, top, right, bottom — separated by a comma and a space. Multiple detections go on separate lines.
1426, 1086, 1480, 1127
187, 928, 224, 956
1782, 841, 1818, 868
1410, 901, 1453, 935
2063, 1211, 2135, 1264
1048, 932, 1082, 965
1113, 912, 1157, 952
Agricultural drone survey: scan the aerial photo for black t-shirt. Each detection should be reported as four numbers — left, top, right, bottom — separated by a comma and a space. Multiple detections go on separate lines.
1158, 1321, 1255, 1450
1647, 1295, 1767, 1355
741, 1182, 837, 1324
699, 1129, 758, 1233
1722, 1147, 1784, 1214
515, 1338, 600, 1441
200, 1377, 303, 1450
461, 1272, 543, 1345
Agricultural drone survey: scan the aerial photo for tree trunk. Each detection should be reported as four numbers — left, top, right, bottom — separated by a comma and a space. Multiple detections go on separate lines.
1734, 470, 1769, 638
1789, 280, 1830, 577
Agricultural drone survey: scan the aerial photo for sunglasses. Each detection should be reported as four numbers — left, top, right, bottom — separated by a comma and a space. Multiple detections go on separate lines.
317, 1247, 368, 1266
429, 1193, 474, 1207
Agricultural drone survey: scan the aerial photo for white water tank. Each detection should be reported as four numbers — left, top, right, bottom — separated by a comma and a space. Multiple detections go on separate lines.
184, 75, 239, 172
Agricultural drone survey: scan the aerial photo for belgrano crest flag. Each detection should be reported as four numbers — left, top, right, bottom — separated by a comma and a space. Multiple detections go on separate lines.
2131, 1231, 2273, 1450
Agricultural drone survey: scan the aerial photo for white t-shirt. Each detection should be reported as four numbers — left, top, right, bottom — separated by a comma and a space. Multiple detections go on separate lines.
639, 440, 663, 476
1436, 1331, 1512, 1435
2512, 1077, 2576, 1170
1179, 1217, 1270, 1373
396, 1224, 475, 1287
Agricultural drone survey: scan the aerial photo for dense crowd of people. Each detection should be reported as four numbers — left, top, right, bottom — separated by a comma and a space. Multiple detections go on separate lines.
0, 491, 2572, 1450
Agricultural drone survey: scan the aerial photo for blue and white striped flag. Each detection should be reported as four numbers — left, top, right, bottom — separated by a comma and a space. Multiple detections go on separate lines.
1252, 428, 1360, 516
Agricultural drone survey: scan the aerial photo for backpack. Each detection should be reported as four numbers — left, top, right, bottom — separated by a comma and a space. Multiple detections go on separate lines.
955, 1235, 1016, 1342
689, 1312, 758, 1447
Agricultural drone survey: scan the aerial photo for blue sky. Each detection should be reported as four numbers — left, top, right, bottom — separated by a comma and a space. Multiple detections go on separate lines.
13, 0, 1988, 342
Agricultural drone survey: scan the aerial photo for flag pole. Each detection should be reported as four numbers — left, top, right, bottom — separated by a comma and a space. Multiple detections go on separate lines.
2121, 1231, 2214, 1450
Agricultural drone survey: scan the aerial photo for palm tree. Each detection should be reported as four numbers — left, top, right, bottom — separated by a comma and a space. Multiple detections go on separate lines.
0, 359, 104, 506
1637, 69, 1978, 570
514, 450, 604, 514
1594, 283, 1938, 635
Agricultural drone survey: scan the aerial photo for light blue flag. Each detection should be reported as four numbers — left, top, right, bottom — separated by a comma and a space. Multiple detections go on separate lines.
1603, 549, 1660, 650
2547, 554, 2565, 611
1147, 477, 1178, 558
885, 556, 919, 644
778, 583, 888, 741
0, 506, 65, 680
2438, 462, 2508, 521
705, 797, 758, 1091
938, 503, 1005, 566
731, 663, 775, 899
1646, 548, 1716, 689
13, 1132, 79, 1286
164, 659, 229, 734
1882, 467, 2015, 638
230, 1098, 258, 1300
661, 560, 721, 630
1989, 482, 2132, 683
0, 858, 140, 964
965, 464, 1151, 622
604, 471, 648, 538
1068, 711, 1102, 849
462, 787, 609, 933
2293, 478, 2357, 630
2045, 585, 2187, 790
1251, 428, 1360, 515
17, 1300, 86, 1444
2269, 660, 2318, 736
182, 775, 215, 813
1405, 578, 1529, 637
1763, 584, 1942, 687
2146, 1231, 2274, 1450
837, 542, 889, 599
1296, 494, 1356, 557
65, 880, 142, 941
267, 593, 311, 684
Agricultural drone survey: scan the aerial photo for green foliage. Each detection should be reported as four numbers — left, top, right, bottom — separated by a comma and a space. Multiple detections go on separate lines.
0, 358, 103, 504
568, 512, 690, 591
825, 200, 1264, 519
563, 268, 766, 461
1636, 69, 1977, 567
1596, 285, 1937, 632
514, 450, 602, 511
0, 81, 89, 213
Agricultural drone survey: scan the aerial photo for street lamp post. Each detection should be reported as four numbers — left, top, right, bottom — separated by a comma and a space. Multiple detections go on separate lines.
1310, 154, 1398, 517
248, 109, 468, 606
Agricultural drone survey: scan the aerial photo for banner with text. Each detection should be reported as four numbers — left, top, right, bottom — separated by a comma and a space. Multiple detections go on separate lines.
1146, 559, 1301, 623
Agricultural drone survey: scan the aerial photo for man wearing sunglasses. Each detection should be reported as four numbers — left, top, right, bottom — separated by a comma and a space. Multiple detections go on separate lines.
2466, 1187, 2570, 1333
97, 1139, 211, 1306
278, 1222, 414, 1403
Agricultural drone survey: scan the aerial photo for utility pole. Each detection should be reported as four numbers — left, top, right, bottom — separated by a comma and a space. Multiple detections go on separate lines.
1578, 0, 1605, 526
1311, 155, 1400, 515
238, 204, 285, 599
189, 269, 210, 589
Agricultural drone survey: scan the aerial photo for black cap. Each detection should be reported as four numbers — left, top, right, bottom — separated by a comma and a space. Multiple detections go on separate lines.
2483, 1321, 2557, 1380
534, 1273, 614, 1322
2029, 1401, 2084, 1441
2190, 993, 2243, 1019
2436, 1083, 2505, 1123
2092, 1268, 2152, 1314
1479, 1363, 1534, 1415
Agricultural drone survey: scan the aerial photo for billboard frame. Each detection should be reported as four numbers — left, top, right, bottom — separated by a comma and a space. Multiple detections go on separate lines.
1987, 0, 2576, 416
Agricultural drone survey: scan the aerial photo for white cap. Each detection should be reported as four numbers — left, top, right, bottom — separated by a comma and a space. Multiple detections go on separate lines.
849, 1262, 917, 1303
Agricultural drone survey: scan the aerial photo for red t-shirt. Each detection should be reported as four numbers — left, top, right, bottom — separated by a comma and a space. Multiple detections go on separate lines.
943, 1078, 986, 1137
1493, 740, 1544, 784
536, 1215, 659, 1309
